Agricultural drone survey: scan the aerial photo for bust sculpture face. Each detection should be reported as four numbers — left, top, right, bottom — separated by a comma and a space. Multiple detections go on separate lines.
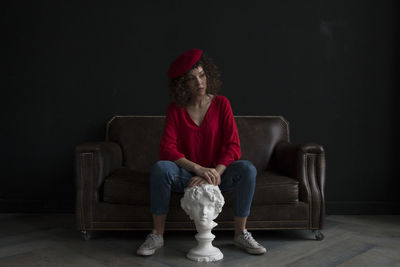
181, 184, 224, 229
190, 195, 215, 227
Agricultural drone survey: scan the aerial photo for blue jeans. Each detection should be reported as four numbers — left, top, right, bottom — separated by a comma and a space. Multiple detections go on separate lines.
150, 160, 257, 217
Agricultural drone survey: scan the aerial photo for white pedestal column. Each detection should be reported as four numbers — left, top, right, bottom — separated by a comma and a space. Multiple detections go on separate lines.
187, 229, 223, 262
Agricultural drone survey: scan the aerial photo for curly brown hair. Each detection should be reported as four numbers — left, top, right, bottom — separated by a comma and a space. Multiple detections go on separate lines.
168, 52, 222, 107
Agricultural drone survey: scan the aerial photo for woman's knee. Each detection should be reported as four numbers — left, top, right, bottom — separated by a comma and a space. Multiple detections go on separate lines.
151, 160, 176, 174
150, 160, 177, 183
235, 160, 257, 182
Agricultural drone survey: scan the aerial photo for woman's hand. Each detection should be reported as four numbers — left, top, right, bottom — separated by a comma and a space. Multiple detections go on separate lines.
194, 166, 221, 186
188, 176, 208, 187
175, 159, 223, 186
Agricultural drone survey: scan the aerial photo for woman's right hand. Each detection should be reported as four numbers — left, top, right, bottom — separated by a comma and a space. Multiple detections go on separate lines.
188, 176, 207, 187
194, 166, 221, 186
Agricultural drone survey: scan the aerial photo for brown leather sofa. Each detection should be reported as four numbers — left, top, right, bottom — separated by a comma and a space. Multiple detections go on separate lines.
75, 115, 326, 241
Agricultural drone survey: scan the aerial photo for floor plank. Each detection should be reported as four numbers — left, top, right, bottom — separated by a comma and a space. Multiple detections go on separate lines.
0, 214, 399, 266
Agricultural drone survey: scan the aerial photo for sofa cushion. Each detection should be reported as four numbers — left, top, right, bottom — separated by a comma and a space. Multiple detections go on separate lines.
103, 168, 298, 206
103, 168, 150, 205
252, 171, 299, 204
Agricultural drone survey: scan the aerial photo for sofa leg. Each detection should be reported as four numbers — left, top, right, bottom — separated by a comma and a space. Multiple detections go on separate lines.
313, 230, 324, 241
81, 230, 93, 241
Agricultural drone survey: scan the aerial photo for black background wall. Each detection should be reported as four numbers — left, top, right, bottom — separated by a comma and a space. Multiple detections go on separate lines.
1, 1, 399, 214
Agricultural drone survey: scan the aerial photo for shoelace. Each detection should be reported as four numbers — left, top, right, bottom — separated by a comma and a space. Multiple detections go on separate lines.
243, 231, 260, 247
142, 233, 159, 248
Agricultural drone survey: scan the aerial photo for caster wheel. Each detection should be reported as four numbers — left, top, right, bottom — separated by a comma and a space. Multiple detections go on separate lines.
313, 230, 324, 241
81, 230, 93, 241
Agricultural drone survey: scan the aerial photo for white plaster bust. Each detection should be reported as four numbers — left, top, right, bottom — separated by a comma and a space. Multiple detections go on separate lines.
181, 184, 225, 262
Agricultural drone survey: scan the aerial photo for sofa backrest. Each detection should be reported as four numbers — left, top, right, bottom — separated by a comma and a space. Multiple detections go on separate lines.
106, 116, 289, 173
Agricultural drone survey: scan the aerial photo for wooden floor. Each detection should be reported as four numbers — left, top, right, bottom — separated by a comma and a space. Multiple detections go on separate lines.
0, 214, 399, 266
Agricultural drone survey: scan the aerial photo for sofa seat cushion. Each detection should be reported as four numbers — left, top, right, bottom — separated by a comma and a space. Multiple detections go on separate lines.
252, 171, 299, 204
103, 168, 150, 205
103, 168, 299, 206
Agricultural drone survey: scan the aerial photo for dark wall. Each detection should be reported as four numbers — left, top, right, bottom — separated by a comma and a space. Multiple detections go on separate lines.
2, 1, 399, 213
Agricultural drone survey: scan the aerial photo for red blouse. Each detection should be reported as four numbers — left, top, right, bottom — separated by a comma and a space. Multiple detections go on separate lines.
159, 95, 241, 168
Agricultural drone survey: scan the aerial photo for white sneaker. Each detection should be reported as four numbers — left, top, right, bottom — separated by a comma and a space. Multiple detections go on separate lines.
136, 230, 164, 256
234, 229, 267, 255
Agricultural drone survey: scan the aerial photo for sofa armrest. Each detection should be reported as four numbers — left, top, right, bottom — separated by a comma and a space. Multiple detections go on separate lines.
75, 141, 122, 230
75, 141, 122, 190
275, 141, 326, 228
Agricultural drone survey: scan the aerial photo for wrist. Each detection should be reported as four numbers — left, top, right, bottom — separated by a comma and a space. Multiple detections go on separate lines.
216, 164, 226, 176
192, 164, 201, 174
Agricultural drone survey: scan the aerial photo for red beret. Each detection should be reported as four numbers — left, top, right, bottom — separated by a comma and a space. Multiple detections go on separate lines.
167, 49, 203, 78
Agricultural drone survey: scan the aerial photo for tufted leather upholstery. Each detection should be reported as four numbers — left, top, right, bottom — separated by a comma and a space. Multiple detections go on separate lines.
75, 116, 325, 232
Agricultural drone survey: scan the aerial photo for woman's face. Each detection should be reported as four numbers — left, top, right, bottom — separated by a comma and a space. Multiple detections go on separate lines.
185, 66, 207, 97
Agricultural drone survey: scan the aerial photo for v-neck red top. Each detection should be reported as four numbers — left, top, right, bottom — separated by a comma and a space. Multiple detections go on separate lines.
159, 95, 241, 168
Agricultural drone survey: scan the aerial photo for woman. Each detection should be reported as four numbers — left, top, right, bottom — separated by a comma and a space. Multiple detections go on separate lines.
137, 49, 266, 256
